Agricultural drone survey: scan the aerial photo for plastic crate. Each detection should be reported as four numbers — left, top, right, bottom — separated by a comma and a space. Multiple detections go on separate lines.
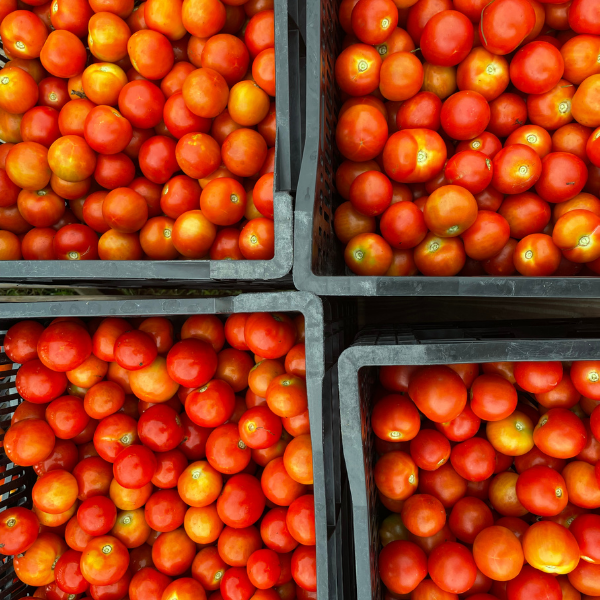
0, 0, 304, 289
337, 322, 600, 600
0, 291, 357, 599
293, 0, 600, 297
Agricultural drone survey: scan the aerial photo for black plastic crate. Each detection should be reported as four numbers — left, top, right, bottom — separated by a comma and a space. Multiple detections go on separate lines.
0, 292, 357, 599
293, 0, 600, 297
0, 0, 304, 289
337, 322, 600, 600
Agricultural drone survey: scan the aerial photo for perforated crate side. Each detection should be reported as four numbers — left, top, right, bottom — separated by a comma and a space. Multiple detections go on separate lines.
0, 292, 353, 600
0, 0, 303, 288
338, 326, 600, 600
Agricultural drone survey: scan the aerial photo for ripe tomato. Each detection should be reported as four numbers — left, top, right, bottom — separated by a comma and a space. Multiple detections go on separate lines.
441, 91, 490, 141
472, 525, 523, 581
486, 410, 534, 456
421, 10, 473, 67
336, 104, 388, 162
523, 520, 580, 574
409, 365, 467, 423
379, 540, 427, 595
448, 497, 494, 545
516, 465, 569, 516
428, 541, 477, 594
401, 493, 446, 537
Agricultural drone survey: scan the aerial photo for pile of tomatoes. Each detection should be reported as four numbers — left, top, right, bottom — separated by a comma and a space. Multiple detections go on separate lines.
1, 311, 316, 600
0, 0, 277, 262
333, 0, 600, 277
372, 360, 600, 599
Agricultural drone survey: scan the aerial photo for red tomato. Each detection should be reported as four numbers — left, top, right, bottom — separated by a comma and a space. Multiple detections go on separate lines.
379, 540, 427, 595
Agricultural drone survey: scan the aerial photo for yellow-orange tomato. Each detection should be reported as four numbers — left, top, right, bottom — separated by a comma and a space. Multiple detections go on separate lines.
14, 533, 68, 586
32, 469, 78, 515
178, 461, 223, 507
129, 356, 180, 403
523, 521, 581, 574
184, 504, 224, 544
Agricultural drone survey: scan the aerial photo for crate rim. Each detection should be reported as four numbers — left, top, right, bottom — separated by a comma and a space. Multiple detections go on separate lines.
338, 334, 600, 600
0, 290, 337, 600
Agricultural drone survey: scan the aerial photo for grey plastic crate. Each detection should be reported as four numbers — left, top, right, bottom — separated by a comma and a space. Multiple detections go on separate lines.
293, 0, 600, 297
338, 323, 600, 600
0, 292, 357, 599
0, 0, 304, 288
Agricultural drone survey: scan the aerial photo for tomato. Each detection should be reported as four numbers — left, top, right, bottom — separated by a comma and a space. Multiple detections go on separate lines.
507, 565, 562, 600
401, 493, 446, 537
217, 473, 265, 528
513, 233, 562, 275
418, 462, 467, 508
523, 520, 580, 574
553, 209, 600, 262
81, 535, 129, 586
506, 125, 553, 158
5, 416, 56, 466
534, 407, 587, 458
421, 10, 473, 68
14, 533, 67, 587
178, 460, 222, 507
422, 63, 457, 100
414, 233, 467, 275
569, 560, 600, 596
498, 192, 551, 240
448, 497, 494, 544
472, 525, 523, 581
261, 456, 308, 506
563, 461, 600, 509
569, 514, 600, 564
450, 438, 496, 482
561, 35, 600, 85
0, 506, 39, 556
370, 394, 420, 443
486, 410, 534, 456
410, 429, 451, 471
379, 540, 427, 595
461, 210, 511, 260
129, 567, 172, 600
479, 0, 536, 54
536, 152, 588, 203
33, 469, 78, 515
515, 445, 567, 473
528, 79, 575, 131
191, 546, 227, 591
334, 44, 382, 96
515, 464, 568, 516
428, 542, 477, 594
4, 320, 44, 364
457, 48, 509, 101
441, 91, 490, 140
510, 41, 565, 95
336, 104, 388, 162
6, 142, 51, 191
383, 128, 447, 183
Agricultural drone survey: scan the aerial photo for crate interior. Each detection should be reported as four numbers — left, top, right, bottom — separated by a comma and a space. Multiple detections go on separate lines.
0, 297, 358, 600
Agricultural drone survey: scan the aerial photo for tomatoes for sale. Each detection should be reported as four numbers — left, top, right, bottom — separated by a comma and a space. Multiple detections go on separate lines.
4, 311, 314, 597
0, 0, 278, 264
332, 0, 600, 280
373, 357, 600, 598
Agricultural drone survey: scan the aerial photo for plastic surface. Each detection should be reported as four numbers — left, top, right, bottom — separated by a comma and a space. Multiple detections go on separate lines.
293, 0, 600, 297
0, 0, 305, 287
338, 322, 600, 600
0, 292, 356, 600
